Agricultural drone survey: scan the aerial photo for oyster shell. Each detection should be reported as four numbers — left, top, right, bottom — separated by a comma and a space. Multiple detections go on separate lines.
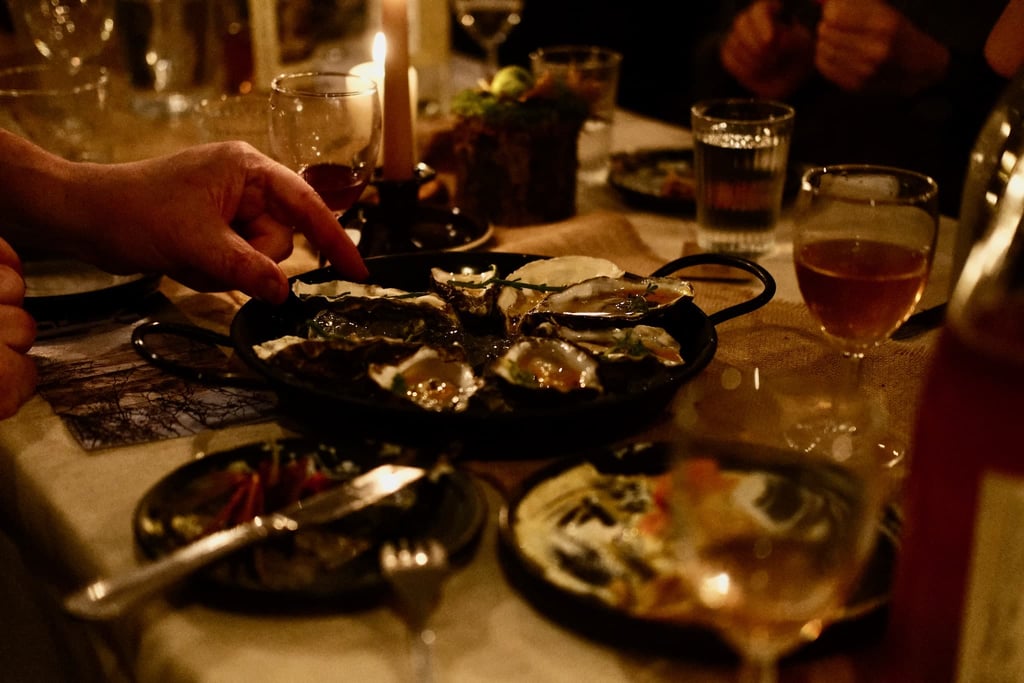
430, 264, 499, 318
492, 337, 603, 394
497, 256, 625, 333
293, 280, 447, 311
306, 294, 464, 350
253, 335, 307, 361
254, 336, 419, 383
529, 275, 694, 327
369, 347, 483, 412
544, 324, 685, 366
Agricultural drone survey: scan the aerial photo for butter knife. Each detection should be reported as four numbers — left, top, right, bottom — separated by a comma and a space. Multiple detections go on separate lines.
63, 463, 427, 621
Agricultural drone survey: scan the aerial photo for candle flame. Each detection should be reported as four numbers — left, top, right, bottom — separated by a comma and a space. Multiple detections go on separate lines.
372, 32, 386, 64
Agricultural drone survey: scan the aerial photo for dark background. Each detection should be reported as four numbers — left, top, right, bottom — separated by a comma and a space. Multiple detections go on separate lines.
451, 1, 724, 126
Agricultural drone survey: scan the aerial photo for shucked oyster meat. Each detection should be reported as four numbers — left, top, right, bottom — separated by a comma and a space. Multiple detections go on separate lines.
541, 323, 685, 366
369, 347, 483, 412
528, 275, 695, 326
497, 255, 626, 333
430, 264, 499, 318
306, 291, 464, 351
492, 337, 603, 394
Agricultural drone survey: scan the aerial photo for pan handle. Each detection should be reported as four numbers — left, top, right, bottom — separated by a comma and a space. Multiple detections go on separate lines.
650, 253, 776, 326
131, 321, 268, 389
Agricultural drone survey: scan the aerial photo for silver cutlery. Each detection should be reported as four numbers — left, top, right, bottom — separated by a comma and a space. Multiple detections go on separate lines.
64, 463, 427, 621
380, 538, 450, 683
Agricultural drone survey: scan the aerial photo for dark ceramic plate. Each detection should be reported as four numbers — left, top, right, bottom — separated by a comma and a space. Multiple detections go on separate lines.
608, 149, 805, 215
498, 442, 900, 659
23, 258, 162, 322
134, 436, 487, 608
608, 148, 696, 214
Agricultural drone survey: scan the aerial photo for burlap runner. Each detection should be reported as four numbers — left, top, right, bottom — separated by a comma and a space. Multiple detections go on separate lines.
491, 211, 939, 444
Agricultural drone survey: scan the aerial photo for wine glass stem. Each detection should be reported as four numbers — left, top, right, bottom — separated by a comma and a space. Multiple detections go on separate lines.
840, 350, 865, 397
483, 43, 500, 78
738, 656, 778, 683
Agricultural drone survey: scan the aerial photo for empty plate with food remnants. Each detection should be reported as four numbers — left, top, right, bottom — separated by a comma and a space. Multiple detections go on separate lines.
608, 148, 696, 213
498, 442, 900, 657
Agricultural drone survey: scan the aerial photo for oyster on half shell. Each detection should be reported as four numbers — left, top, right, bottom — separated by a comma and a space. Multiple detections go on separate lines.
544, 324, 685, 366
497, 256, 625, 333
369, 347, 483, 412
528, 275, 694, 327
292, 280, 444, 307
430, 264, 499, 317
306, 292, 464, 351
492, 337, 603, 394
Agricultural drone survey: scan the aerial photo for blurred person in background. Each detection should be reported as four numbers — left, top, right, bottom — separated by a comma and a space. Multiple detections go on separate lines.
694, 0, 1008, 217
985, 0, 1024, 77
493, 1, 719, 124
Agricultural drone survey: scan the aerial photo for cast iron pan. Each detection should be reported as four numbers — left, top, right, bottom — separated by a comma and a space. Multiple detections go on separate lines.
132, 252, 775, 456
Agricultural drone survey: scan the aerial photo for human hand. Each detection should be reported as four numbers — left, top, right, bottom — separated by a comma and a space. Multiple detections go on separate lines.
71, 141, 368, 305
0, 237, 37, 420
815, 0, 949, 93
720, 0, 816, 99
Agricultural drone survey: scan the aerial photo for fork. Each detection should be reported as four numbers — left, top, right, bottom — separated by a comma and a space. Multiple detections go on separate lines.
380, 538, 450, 683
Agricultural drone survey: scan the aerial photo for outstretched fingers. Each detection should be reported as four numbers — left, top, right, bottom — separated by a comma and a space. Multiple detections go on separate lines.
261, 164, 368, 281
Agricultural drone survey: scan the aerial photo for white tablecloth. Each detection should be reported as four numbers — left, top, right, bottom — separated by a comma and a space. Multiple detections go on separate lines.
0, 104, 952, 683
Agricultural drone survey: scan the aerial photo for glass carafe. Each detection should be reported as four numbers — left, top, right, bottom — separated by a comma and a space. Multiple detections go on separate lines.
951, 66, 1024, 290
884, 83, 1024, 682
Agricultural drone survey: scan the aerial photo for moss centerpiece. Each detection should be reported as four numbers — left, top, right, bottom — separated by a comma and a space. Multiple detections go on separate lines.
451, 66, 590, 227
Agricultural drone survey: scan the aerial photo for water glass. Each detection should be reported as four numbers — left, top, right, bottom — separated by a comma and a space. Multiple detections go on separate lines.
0, 63, 110, 161
691, 98, 795, 257
116, 0, 219, 117
194, 93, 271, 154
529, 45, 622, 184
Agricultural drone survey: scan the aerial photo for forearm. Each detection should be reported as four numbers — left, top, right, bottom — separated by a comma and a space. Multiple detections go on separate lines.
0, 130, 82, 255
0, 130, 160, 273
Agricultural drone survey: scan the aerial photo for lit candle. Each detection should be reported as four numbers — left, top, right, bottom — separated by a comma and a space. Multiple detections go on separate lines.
351, 32, 419, 168
380, 0, 416, 180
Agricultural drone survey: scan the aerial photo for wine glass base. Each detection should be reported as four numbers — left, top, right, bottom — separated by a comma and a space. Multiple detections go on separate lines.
785, 412, 906, 500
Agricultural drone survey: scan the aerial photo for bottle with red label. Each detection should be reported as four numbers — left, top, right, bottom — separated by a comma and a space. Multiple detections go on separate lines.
883, 78, 1024, 681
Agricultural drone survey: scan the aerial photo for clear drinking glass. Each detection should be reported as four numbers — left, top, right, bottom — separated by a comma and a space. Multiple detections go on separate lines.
12, 0, 114, 73
791, 164, 939, 464
665, 365, 890, 683
450, 0, 523, 78
529, 45, 622, 185
691, 98, 795, 258
0, 63, 110, 161
268, 72, 382, 221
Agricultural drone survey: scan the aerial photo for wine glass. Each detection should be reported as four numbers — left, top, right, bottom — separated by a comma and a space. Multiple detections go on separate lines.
268, 72, 383, 252
451, 0, 523, 79
12, 0, 115, 73
665, 364, 890, 683
791, 164, 939, 466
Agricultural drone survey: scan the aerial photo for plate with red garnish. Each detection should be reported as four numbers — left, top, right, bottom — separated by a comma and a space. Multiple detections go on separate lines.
133, 436, 487, 610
